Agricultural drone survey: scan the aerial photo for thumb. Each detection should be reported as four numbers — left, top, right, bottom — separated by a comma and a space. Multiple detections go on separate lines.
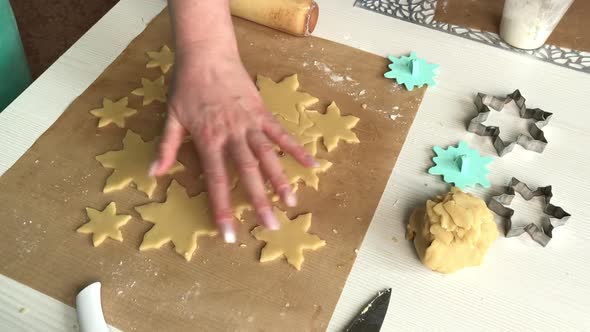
150, 114, 186, 176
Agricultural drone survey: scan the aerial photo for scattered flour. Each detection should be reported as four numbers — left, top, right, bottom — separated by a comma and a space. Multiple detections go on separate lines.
330, 74, 344, 82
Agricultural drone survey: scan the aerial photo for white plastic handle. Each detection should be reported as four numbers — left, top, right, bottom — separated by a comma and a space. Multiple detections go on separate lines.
76, 282, 111, 332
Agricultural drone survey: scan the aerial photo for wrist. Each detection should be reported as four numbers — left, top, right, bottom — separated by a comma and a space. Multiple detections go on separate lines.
175, 39, 240, 67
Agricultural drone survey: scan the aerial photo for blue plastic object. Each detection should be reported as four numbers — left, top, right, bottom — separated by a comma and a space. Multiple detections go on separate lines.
0, 0, 31, 111
428, 141, 493, 189
384, 51, 438, 91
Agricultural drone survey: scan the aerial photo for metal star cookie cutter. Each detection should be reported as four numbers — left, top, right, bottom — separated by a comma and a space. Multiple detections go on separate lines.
488, 178, 571, 246
468, 90, 552, 156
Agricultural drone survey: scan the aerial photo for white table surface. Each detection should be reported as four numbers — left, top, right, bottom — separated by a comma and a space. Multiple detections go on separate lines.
1, 0, 589, 331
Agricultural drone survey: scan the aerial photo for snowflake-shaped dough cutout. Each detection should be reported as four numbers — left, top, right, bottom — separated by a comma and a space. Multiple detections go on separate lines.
135, 180, 217, 261
146, 45, 175, 74
95, 130, 184, 198
251, 207, 325, 270
77, 202, 131, 247
132, 76, 167, 106
428, 141, 493, 189
305, 102, 360, 152
256, 74, 319, 123
276, 114, 316, 147
384, 51, 438, 91
89, 97, 137, 128
279, 144, 332, 190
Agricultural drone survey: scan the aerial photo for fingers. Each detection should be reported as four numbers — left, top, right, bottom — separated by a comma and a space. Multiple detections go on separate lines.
150, 115, 187, 176
196, 141, 236, 243
248, 130, 296, 207
263, 116, 318, 168
229, 137, 279, 230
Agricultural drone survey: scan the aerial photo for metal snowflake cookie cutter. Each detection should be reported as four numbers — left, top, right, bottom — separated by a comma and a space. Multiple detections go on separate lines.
467, 89, 552, 156
488, 177, 571, 247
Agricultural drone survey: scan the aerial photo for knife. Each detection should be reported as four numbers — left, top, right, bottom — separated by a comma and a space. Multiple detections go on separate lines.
345, 288, 392, 332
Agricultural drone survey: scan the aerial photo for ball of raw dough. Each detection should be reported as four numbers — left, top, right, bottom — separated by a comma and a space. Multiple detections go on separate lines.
406, 187, 498, 273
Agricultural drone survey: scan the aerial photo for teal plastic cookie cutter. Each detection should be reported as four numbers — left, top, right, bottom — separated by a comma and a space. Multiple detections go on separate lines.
428, 141, 493, 189
383, 51, 438, 91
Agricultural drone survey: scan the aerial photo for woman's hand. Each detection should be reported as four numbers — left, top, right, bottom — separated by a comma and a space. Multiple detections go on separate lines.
150, 47, 317, 243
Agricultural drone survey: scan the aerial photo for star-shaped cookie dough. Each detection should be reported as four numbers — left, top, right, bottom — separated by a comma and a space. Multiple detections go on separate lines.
251, 207, 325, 270
89, 97, 137, 128
276, 115, 316, 147
135, 180, 217, 261
77, 202, 131, 247
146, 45, 175, 74
132, 76, 167, 106
305, 102, 360, 152
256, 74, 319, 123
279, 145, 332, 190
95, 130, 184, 198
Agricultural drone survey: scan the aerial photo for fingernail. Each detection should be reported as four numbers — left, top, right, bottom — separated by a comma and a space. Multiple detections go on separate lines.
148, 160, 159, 176
306, 155, 320, 168
260, 208, 280, 230
220, 222, 236, 243
282, 188, 297, 207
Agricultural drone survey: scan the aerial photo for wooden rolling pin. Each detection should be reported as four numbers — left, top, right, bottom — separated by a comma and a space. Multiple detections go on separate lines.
230, 0, 319, 36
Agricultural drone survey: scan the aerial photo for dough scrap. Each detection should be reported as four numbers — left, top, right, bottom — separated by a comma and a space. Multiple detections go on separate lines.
89, 97, 137, 128
251, 207, 325, 270
305, 102, 360, 152
135, 180, 217, 261
77, 202, 131, 247
280, 145, 332, 190
256, 74, 319, 123
406, 187, 498, 273
95, 130, 184, 198
146, 45, 175, 74
132, 76, 167, 106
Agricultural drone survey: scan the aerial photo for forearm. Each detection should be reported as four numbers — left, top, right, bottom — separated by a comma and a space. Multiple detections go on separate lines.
168, 0, 238, 57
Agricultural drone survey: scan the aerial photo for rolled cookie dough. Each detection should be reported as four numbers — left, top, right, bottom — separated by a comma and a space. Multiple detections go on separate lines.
77, 202, 131, 247
305, 102, 360, 152
89, 97, 137, 128
256, 74, 318, 123
95, 130, 184, 198
406, 187, 498, 273
135, 180, 217, 261
131, 76, 167, 106
146, 45, 174, 74
251, 207, 325, 270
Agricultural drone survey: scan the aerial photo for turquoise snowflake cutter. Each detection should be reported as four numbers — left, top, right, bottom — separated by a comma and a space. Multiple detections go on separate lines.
384, 51, 438, 91
428, 141, 493, 189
